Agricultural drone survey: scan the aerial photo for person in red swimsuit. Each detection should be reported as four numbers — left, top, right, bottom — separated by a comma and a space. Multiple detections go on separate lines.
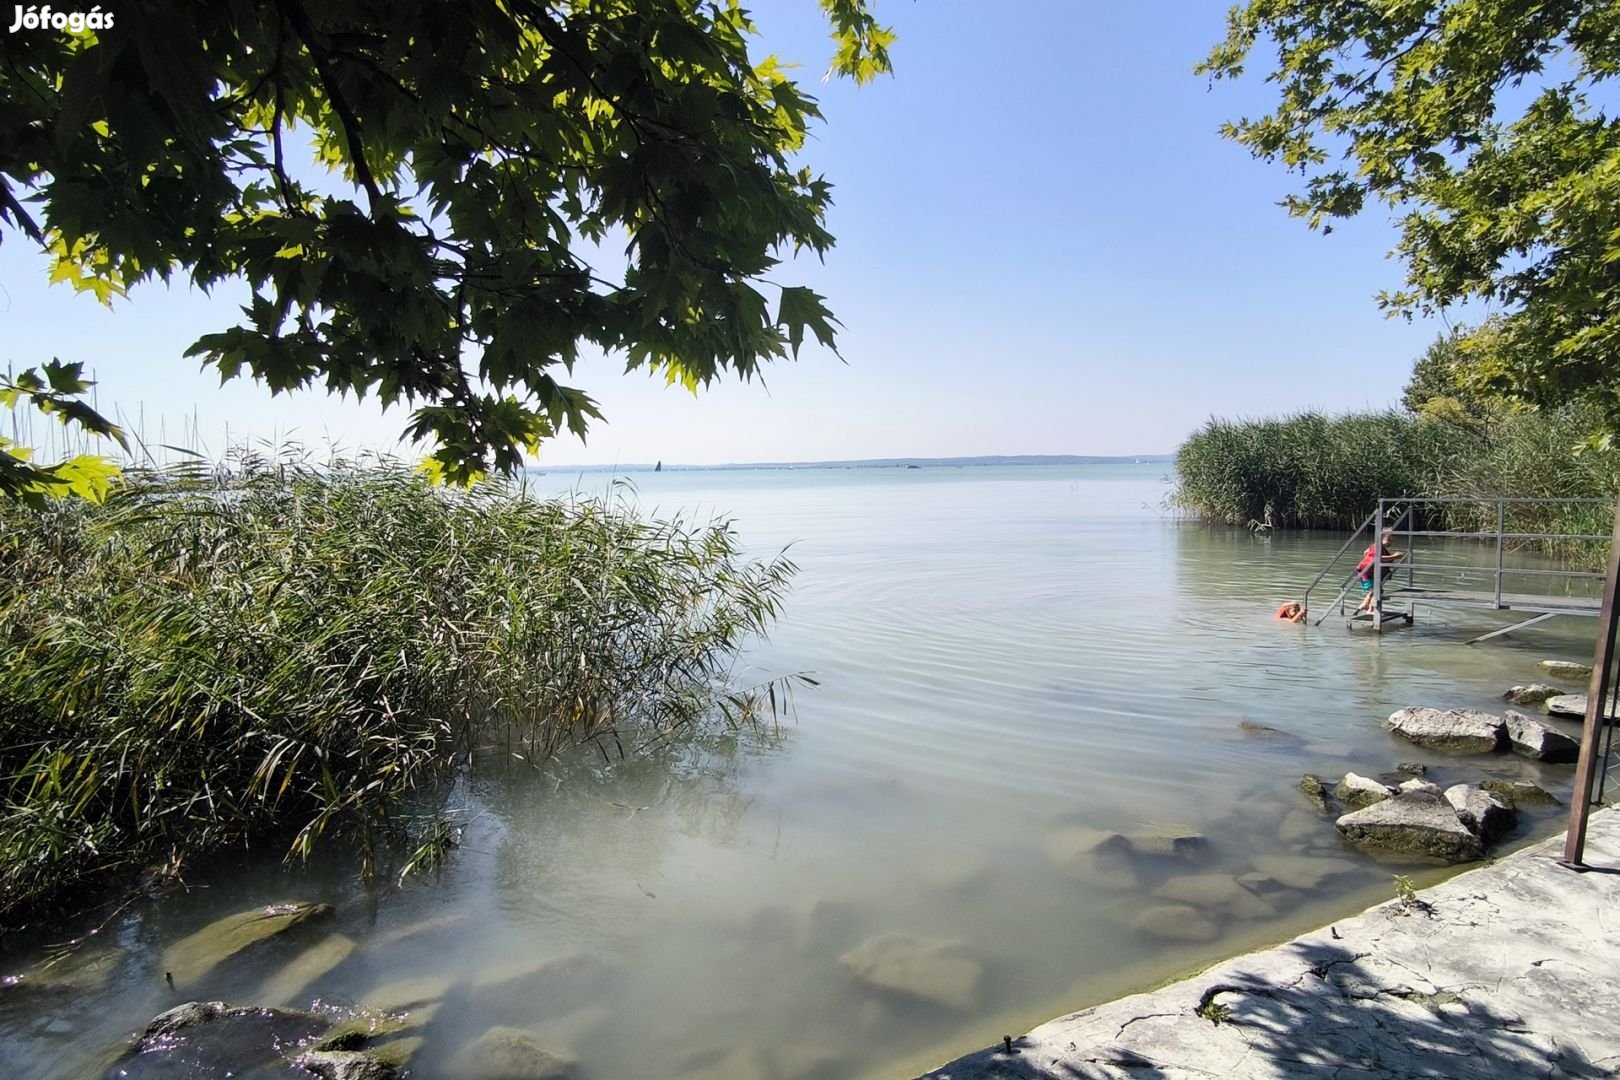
1355, 528, 1406, 613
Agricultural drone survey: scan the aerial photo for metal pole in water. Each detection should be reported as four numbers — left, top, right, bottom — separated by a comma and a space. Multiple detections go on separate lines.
1561, 490, 1620, 868
1373, 501, 1385, 632
1495, 500, 1506, 609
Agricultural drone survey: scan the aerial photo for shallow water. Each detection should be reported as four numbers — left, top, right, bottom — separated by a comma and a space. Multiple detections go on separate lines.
0, 463, 1601, 1078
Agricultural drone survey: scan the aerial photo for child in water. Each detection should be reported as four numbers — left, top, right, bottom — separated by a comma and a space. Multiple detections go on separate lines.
1355, 528, 1406, 614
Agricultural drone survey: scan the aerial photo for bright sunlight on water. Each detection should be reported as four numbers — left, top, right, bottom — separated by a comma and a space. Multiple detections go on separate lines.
1, 463, 1600, 1078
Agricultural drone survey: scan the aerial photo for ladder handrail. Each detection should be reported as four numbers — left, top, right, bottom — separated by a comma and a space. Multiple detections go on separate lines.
1301, 510, 1379, 610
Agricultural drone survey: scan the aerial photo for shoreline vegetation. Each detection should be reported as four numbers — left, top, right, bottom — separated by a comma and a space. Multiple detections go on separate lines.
0, 450, 799, 928
1171, 408, 1619, 567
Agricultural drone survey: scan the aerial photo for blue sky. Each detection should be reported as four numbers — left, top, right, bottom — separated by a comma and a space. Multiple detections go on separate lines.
0, 2, 1460, 466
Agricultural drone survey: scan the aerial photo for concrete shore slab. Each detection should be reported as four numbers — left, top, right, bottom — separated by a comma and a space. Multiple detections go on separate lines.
920, 807, 1620, 1079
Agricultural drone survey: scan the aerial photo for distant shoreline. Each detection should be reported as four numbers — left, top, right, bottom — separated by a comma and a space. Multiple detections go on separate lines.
532, 454, 1174, 474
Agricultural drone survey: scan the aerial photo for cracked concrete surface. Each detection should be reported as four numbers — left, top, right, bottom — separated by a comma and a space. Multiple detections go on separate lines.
919, 808, 1620, 1079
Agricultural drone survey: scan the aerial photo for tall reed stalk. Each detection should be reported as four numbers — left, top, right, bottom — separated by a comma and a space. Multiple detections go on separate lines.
0, 449, 799, 924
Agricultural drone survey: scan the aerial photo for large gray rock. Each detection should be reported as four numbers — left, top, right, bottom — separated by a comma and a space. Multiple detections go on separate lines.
1504, 710, 1581, 763
838, 934, 982, 1010
162, 902, 334, 986
1539, 659, 1593, 679
1545, 693, 1620, 723
1444, 784, 1518, 843
1335, 792, 1485, 863
1335, 772, 1395, 810
445, 1027, 577, 1080
1504, 683, 1564, 705
1384, 708, 1506, 754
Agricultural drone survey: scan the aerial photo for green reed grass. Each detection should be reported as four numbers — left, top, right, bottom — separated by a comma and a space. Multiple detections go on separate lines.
0, 449, 799, 923
1172, 409, 1618, 565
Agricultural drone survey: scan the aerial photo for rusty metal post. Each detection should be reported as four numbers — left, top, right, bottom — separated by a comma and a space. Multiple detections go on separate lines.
1561, 490, 1620, 868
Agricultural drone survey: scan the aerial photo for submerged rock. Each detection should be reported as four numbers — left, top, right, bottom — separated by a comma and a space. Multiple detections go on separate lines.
1443, 784, 1517, 843
445, 1026, 578, 1080
1335, 793, 1485, 863
162, 902, 334, 986
1480, 778, 1562, 808
1545, 693, 1620, 723
1504, 710, 1581, 764
1152, 873, 1275, 921
1122, 825, 1209, 861
257, 933, 356, 1007
1246, 854, 1359, 891
1131, 904, 1220, 943
1237, 721, 1304, 746
838, 934, 982, 1010
2, 942, 125, 998
1335, 772, 1395, 810
104, 1000, 329, 1079
1277, 809, 1322, 845
1042, 825, 1130, 873
1504, 683, 1564, 706
294, 1049, 400, 1080
469, 951, 621, 1020
1539, 659, 1593, 679
1384, 708, 1506, 754
1298, 774, 1333, 813
1394, 762, 1428, 776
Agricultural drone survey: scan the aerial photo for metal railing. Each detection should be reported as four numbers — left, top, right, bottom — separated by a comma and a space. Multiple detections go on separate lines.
1562, 491, 1620, 869
1304, 497, 1613, 631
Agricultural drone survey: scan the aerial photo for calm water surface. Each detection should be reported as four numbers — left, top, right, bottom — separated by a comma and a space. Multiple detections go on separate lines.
1, 464, 1599, 1078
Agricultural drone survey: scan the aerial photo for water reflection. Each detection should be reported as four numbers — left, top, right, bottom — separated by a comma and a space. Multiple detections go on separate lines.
0, 466, 1600, 1079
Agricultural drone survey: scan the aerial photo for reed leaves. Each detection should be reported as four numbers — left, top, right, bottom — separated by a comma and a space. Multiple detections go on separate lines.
0, 452, 797, 923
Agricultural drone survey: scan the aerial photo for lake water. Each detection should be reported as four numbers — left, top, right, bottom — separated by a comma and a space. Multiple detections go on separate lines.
0, 463, 1601, 1078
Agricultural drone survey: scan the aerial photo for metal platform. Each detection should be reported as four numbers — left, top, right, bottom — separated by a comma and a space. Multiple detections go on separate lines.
1303, 497, 1612, 643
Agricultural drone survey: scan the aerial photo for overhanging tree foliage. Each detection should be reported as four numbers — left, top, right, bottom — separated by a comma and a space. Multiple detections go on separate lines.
0, 0, 893, 484
1201, 0, 1620, 446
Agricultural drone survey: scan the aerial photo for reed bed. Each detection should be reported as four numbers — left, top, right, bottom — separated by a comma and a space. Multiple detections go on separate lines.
1172, 410, 1619, 564
0, 450, 798, 924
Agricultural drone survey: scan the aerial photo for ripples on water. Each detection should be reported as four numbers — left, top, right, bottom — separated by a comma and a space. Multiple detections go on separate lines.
0, 464, 1599, 1078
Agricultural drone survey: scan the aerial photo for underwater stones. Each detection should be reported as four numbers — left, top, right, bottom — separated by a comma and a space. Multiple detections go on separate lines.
470, 951, 621, 1018
1152, 874, 1276, 921
1277, 809, 1322, 845
1122, 825, 1209, 861
1335, 772, 1395, 810
1298, 774, 1332, 813
2, 942, 124, 997
445, 1027, 578, 1080
798, 898, 860, 956
361, 974, 452, 1023
162, 901, 334, 986
1395, 762, 1428, 776
1335, 792, 1485, 863
838, 934, 982, 1011
1247, 854, 1360, 892
1130, 904, 1220, 943
1444, 784, 1518, 844
1042, 825, 1130, 871
1237, 721, 1304, 746
1504, 683, 1564, 705
1480, 778, 1562, 807
257, 933, 356, 1007
1385, 708, 1506, 754
920, 849, 993, 893
1539, 659, 1593, 679
1504, 710, 1581, 763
